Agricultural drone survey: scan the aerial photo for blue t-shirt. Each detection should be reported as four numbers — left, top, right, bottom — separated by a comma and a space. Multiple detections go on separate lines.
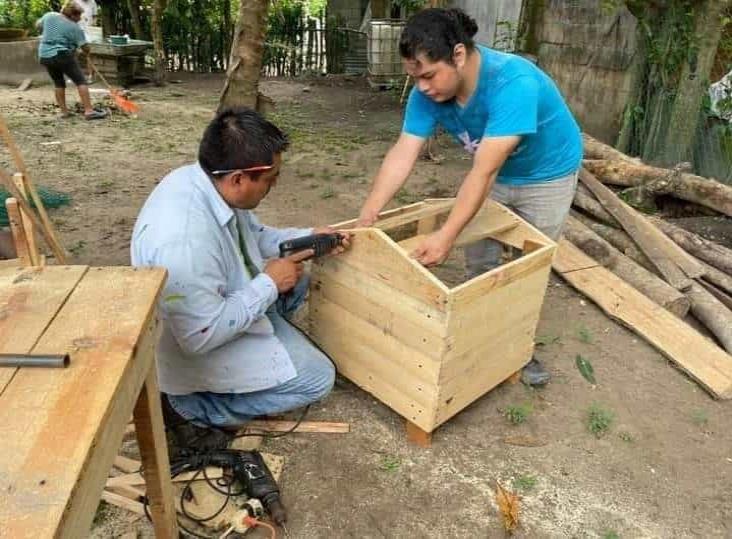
403, 46, 583, 185
38, 12, 86, 59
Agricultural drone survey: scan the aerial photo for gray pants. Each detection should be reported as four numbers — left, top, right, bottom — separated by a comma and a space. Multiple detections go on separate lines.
465, 171, 579, 279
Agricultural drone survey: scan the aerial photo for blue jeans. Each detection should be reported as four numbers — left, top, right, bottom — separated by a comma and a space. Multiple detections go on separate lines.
168, 276, 335, 428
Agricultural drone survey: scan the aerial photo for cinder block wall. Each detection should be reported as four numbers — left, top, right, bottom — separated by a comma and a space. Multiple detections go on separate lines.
0, 39, 49, 86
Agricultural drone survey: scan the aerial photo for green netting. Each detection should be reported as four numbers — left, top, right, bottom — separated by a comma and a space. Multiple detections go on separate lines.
0, 187, 71, 227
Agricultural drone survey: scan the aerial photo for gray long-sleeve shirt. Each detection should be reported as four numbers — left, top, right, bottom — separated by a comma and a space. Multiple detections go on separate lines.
131, 163, 311, 395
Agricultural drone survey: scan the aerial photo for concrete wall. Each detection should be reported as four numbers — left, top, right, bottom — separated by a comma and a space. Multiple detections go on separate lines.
452, 0, 524, 50
0, 38, 49, 86
532, 0, 638, 143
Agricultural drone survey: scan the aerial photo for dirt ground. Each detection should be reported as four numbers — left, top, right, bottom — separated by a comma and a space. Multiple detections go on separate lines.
2, 74, 731, 539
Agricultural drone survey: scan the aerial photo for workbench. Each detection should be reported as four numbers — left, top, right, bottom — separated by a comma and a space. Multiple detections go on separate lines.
0, 265, 178, 538
88, 39, 153, 86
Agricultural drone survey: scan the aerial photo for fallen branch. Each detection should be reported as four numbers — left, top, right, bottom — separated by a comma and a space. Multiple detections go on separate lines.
582, 133, 640, 163
686, 284, 732, 354
573, 183, 617, 226
583, 158, 732, 218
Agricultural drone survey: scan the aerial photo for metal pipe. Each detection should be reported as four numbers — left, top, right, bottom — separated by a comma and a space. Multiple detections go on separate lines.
0, 354, 70, 368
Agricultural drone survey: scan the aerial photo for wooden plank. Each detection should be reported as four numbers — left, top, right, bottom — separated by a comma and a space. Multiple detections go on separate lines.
133, 367, 179, 538
310, 296, 441, 390
448, 245, 554, 306
312, 266, 446, 360
313, 258, 447, 333
318, 229, 448, 311
0, 266, 87, 396
107, 468, 223, 488
13, 173, 40, 266
101, 491, 146, 516
0, 266, 167, 538
553, 240, 732, 398
332, 200, 455, 230
5, 198, 30, 266
114, 455, 142, 474
579, 168, 702, 288
244, 420, 350, 434
397, 209, 519, 253
331, 201, 429, 229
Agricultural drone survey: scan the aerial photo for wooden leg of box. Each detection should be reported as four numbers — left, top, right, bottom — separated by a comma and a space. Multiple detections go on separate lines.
405, 420, 432, 448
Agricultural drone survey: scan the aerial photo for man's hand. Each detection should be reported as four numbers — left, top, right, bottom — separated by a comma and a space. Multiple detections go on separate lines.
411, 230, 455, 267
312, 227, 352, 255
264, 250, 313, 293
354, 212, 377, 228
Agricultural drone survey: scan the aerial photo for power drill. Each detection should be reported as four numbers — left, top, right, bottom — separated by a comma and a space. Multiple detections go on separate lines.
174, 449, 286, 525
278, 232, 344, 259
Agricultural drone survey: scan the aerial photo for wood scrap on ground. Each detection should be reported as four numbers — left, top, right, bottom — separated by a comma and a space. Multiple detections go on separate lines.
244, 419, 350, 434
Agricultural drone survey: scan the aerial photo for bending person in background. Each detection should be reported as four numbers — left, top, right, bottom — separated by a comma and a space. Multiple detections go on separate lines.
356, 8, 583, 386
36, 1, 107, 120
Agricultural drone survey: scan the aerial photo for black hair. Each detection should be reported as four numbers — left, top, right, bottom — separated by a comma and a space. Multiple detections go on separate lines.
198, 106, 289, 177
399, 8, 479, 64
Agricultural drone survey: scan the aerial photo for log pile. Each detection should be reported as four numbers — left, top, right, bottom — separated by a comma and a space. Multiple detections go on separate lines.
557, 134, 732, 398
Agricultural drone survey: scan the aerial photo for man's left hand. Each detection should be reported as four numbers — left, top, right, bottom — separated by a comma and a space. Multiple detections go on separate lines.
411, 230, 454, 267
313, 226, 351, 255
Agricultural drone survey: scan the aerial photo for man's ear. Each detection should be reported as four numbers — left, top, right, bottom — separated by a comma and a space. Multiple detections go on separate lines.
453, 43, 467, 68
231, 171, 254, 186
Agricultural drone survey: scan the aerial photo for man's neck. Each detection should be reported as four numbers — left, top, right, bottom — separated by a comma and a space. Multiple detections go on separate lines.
455, 49, 481, 106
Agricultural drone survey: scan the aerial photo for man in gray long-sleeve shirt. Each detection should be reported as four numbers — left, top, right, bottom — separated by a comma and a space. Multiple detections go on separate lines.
131, 107, 348, 449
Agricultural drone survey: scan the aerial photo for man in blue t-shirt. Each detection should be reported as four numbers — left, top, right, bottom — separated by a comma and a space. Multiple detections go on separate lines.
357, 8, 583, 385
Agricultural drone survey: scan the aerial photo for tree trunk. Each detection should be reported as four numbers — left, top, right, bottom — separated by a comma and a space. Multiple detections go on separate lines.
151, 0, 166, 85
686, 283, 732, 354
583, 133, 640, 163
649, 217, 732, 275
573, 184, 617, 226
371, 0, 388, 18
657, 0, 729, 167
100, 0, 117, 37
126, 0, 146, 39
564, 216, 690, 317
220, 0, 269, 112
583, 159, 732, 218
571, 211, 653, 268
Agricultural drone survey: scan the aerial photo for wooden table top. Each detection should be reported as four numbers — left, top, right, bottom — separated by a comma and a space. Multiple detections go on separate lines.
0, 265, 166, 537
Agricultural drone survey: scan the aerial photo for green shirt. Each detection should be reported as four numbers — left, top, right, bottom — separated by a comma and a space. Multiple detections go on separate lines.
38, 12, 86, 59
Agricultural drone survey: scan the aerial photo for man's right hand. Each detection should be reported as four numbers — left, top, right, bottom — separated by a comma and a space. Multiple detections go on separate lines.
264, 249, 314, 293
355, 211, 378, 228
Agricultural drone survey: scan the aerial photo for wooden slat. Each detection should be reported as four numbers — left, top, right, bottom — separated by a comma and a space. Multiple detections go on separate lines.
0, 266, 167, 538
397, 209, 519, 254
0, 266, 87, 395
107, 468, 224, 488
244, 420, 350, 434
5, 198, 30, 266
553, 240, 732, 398
13, 173, 40, 266
113, 455, 141, 473
332, 200, 455, 230
322, 229, 448, 311
101, 491, 146, 516
579, 168, 703, 288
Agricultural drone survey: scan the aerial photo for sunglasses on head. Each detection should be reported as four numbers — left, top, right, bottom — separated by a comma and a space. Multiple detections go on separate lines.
211, 165, 274, 176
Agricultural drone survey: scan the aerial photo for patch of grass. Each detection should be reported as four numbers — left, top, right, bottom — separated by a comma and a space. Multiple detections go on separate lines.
535, 334, 560, 346
602, 531, 620, 539
513, 474, 537, 492
504, 403, 532, 425
577, 325, 593, 344
394, 187, 419, 204
69, 240, 87, 255
691, 409, 708, 426
380, 455, 401, 472
97, 180, 114, 191
587, 403, 614, 438
320, 186, 335, 199
618, 431, 634, 443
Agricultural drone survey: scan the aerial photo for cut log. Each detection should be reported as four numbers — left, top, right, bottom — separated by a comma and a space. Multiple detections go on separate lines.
583, 159, 732, 218
582, 133, 640, 163
571, 211, 653, 270
563, 217, 690, 317
649, 217, 732, 275
573, 184, 617, 226
701, 262, 732, 297
686, 284, 732, 354
699, 280, 732, 311
553, 240, 732, 399
579, 168, 705, 289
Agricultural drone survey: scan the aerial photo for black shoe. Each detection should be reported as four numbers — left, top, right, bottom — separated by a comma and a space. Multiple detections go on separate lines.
160, 393, 231, 460
521, 358, 551, 386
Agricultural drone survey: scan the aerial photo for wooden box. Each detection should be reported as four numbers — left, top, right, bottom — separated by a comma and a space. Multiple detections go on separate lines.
307, 199, 556, 438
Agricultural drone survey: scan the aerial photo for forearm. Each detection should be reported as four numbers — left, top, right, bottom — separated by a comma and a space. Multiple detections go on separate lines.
441, 168, 497, 240
360, 146, 416, 220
